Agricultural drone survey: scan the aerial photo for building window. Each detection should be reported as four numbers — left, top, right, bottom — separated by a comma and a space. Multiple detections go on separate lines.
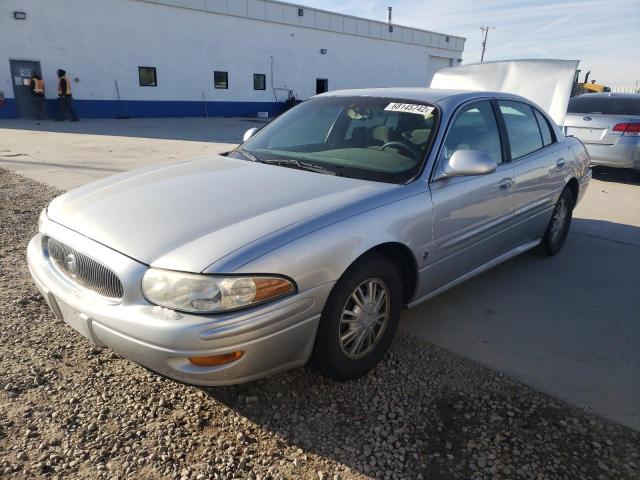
214, 71, 228, 89
138, 67, 157, 87
253, 74, 266, 91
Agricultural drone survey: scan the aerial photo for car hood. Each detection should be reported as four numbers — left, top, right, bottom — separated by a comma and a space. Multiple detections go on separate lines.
47, 156, 395, 272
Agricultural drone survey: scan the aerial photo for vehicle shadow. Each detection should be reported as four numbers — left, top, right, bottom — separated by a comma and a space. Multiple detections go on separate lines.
401, 218, 640, 430
591, 166, 640, 185
571, 217, 640, 247
197, 221, 640, 477
198, 335, 496, 479
0, 117, 268, 143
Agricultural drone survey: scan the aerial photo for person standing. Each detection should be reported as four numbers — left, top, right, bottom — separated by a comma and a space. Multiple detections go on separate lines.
29, 73, 46, 120
56, 69, 79, 121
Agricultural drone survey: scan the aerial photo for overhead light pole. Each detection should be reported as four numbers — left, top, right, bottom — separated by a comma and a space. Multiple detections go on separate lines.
480, 26, 495, 62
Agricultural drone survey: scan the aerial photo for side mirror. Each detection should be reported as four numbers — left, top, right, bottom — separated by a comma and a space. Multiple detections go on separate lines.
243, 127, 259, 142
443, 150, 497, 176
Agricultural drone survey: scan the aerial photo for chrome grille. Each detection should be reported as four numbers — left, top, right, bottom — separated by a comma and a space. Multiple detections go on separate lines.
46, 237, 124, 300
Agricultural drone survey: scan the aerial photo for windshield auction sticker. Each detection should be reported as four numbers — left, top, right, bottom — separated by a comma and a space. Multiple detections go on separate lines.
384, 103, 435, 116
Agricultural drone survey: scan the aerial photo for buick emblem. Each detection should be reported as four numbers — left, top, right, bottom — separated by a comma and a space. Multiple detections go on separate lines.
65, 253, 79, 277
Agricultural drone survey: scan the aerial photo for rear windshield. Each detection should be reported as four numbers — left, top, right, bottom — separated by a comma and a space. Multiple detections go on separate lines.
568, 95, 640, 115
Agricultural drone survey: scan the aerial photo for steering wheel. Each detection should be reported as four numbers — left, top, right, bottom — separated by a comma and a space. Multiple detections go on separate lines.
380, 141, 419, 161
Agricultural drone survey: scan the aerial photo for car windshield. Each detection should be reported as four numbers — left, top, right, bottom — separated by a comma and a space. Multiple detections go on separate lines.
235, 96, 439, 183
567, 95, 640, 115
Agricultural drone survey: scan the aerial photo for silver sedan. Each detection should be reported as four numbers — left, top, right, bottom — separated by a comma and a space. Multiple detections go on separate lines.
28, 88, 591, 385
564, 93, 640, 173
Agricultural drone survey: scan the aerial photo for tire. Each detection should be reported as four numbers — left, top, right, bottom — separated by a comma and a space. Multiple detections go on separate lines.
312, 253, 402, 381
533, 187, 575, 257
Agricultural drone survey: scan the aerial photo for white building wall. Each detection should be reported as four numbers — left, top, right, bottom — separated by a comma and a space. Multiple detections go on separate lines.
0, 0, 464, 117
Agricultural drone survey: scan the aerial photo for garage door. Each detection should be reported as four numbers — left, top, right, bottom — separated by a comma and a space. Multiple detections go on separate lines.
427, 56, 452, 85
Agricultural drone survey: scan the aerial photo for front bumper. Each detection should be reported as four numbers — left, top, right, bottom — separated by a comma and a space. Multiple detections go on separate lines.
27, 221, 333, 386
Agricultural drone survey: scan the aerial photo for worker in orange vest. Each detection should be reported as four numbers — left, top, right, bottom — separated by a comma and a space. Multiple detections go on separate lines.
29, 72, 46, 120
56, 69, 79, 121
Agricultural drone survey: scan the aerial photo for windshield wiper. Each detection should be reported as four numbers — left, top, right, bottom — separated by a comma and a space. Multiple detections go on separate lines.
264, 159, 337, 176
235, 148, 262, 163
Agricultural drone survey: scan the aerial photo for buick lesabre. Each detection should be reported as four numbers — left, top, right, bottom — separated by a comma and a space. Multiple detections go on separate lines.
28, 88, 591, 385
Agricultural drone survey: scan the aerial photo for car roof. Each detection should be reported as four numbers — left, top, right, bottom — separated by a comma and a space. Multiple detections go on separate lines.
572, 92, 640, 99
318, 87, 528, 106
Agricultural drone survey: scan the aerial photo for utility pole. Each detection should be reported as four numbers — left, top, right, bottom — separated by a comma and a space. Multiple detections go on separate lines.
480, 26, 495, 62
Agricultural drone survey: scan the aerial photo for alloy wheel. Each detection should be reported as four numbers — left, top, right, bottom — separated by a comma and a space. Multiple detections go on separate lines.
338, 278, 390, 360
550, 197, 568, 244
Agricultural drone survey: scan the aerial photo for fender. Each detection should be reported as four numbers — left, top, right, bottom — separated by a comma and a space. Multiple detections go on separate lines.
212, 182, 433, 294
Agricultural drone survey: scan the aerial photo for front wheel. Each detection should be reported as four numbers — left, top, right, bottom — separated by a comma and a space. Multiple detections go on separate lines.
312, 253, 402, 381
534, 187, 575, 257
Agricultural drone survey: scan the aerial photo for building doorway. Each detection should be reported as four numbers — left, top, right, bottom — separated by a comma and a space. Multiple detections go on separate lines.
316, 78, 328, 94
426, 56, 452, 85
9, 59, 42, 118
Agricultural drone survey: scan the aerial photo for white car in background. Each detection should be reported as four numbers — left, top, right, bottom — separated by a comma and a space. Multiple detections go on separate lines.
564, 93, 640, 173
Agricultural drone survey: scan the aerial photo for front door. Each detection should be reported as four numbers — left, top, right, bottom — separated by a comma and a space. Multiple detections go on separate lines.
9, 59, 42, 118
420, 100, 515, 294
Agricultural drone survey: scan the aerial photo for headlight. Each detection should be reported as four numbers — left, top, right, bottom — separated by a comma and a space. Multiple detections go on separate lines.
141, 268, 295, 313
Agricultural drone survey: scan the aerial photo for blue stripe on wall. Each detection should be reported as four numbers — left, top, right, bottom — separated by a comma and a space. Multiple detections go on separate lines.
0, 99, 284, 119
0, 98, 18, 118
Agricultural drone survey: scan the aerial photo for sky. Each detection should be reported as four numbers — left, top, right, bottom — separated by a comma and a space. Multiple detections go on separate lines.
296, 0, 640, 87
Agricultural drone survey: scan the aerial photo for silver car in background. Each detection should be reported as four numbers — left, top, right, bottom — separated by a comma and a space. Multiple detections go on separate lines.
28, 88, 591, 386
564, 93, 640, 173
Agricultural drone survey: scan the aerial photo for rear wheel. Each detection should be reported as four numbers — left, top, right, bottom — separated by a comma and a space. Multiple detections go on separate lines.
312, 253, 402, 381
534, 187, 575, 257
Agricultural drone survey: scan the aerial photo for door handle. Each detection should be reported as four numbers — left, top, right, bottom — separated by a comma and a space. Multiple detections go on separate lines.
556, 158, 566, 169
498, 178, 513, 191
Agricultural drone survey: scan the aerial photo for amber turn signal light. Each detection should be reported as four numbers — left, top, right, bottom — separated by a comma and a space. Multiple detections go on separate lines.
254, 278, 294, 302
188, 351, 244, 367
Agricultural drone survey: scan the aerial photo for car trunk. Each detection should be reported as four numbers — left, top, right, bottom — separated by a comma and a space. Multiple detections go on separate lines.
564, 113, 639, 145
430, 59, 579, 125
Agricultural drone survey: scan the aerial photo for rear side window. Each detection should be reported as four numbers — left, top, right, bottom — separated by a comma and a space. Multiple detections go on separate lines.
498, 101, 543, 159
534, 109, 554, 146
568, 95, 640, 115
443, 100, 503, 165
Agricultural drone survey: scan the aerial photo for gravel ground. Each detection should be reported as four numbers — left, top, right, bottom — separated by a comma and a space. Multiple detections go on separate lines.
0, 167, 638, 480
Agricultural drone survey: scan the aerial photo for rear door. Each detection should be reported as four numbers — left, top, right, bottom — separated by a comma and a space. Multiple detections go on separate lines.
498, 100, 568, 241
9, 59, 41, 118
423, 100, 515, 293
564, 95, 640, 146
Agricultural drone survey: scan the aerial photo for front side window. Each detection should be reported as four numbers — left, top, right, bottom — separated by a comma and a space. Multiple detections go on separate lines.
138, 67, 157, 87
214, 71, 228, 89
442, 100, 503, 165
235, 96, 439, 184
253, 74, 266, 90
498, 100, 543, 159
